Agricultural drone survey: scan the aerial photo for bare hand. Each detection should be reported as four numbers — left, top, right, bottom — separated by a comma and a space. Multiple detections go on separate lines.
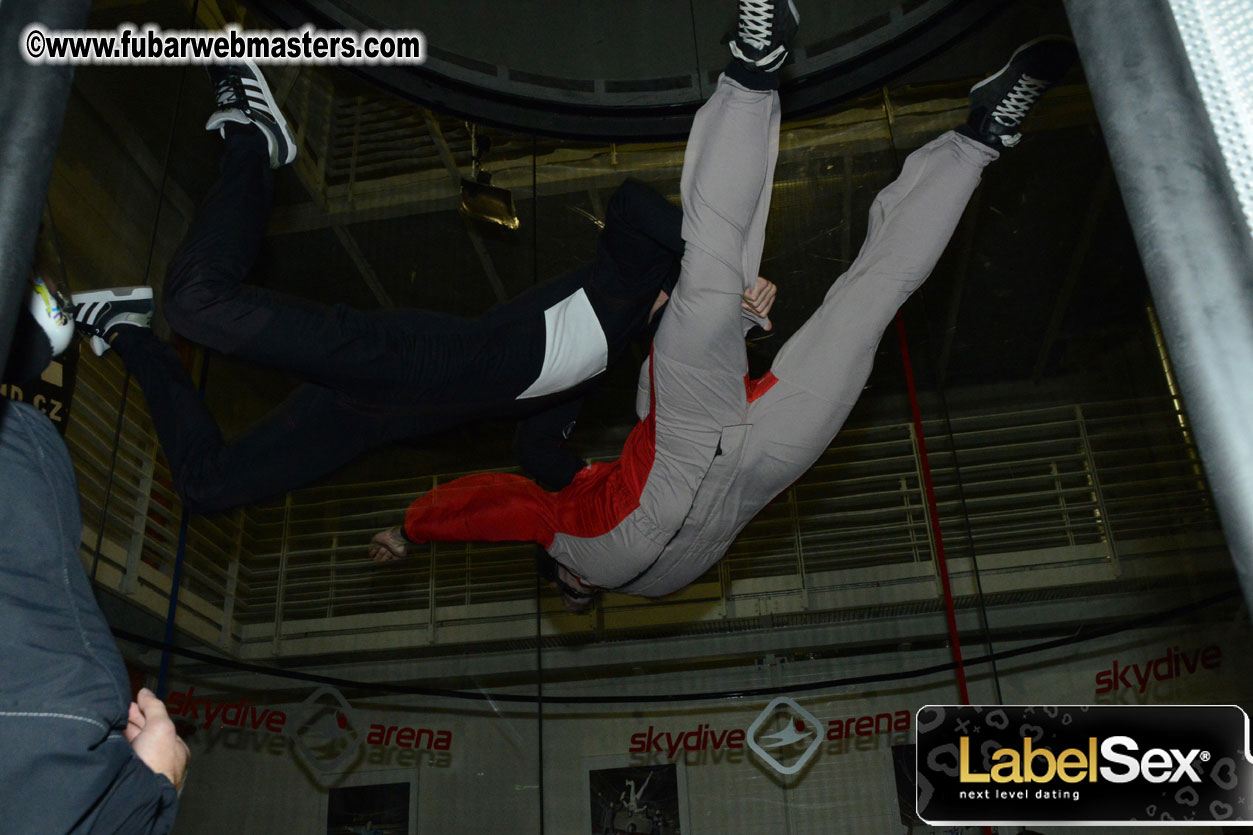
741, 276, 777, 328
369, 526, 410, 563
126, 688, 190, 793
647, 289, 670, 325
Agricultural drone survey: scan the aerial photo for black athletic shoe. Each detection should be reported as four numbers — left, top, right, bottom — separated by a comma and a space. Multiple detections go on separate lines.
728, 0, 800, 72
205, 58, 297, 168
961, 35, 1078, 149
72, 287, 155, 356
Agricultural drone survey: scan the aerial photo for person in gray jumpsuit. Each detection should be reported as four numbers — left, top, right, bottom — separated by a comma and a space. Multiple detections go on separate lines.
370, 9, 1078, 611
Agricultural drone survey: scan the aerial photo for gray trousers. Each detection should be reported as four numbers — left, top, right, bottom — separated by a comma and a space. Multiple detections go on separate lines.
553, 78, 999, 594
550, 76, 780, 586
740, 130, 999, 504
645, 76, 783, 530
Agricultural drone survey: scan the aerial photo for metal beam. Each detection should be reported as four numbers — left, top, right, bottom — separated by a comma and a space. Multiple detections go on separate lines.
162, 580, 1230, 693
1065, 0, 1253, 609
0, 0, 93, 376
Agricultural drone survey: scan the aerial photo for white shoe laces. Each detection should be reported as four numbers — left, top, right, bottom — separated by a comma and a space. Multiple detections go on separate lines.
214, 77, 241, 108
737, 0, 775, 50
991, 73, 1049, 129
213, 74, 273, 119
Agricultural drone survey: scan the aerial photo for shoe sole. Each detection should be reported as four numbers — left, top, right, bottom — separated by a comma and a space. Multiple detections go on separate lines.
970, 34, 1074, 95
240, 58, 297, 166
72, 286, 154, 357
72, 286, 154, 306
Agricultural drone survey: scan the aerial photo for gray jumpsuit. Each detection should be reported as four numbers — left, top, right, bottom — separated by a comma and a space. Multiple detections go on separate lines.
403, 75, 999, 598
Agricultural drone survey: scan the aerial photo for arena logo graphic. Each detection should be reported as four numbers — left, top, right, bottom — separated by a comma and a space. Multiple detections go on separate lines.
916, 704, 1253, 825
285, 684, 365, 775
746, 696, 824, 776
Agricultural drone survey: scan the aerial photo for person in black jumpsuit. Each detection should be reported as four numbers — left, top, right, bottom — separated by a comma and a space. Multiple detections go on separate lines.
100, 122, 684, 513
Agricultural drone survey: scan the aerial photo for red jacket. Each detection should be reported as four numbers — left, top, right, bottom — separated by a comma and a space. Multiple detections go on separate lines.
404, 406, 658, 548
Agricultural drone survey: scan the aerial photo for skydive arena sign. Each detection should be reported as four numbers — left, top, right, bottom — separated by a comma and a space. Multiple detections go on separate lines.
916, 705, 1253, 825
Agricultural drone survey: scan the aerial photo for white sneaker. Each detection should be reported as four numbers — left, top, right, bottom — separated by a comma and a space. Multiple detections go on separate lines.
728, 0, 800, 72
205, 58, 297, 168
72, 286, 155, 356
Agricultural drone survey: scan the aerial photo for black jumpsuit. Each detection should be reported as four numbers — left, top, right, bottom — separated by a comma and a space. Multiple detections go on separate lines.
110, 128, 682, 513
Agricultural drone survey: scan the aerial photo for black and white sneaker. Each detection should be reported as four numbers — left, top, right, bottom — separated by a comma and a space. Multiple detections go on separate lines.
72, 287, 155, 357
205, 58, 297, 169
961, 35, 1078, 149
728, 0, 800, 72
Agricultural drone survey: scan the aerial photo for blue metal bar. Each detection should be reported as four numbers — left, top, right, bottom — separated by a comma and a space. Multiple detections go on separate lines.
156, 512, 193, 699
156, 350, 210, 698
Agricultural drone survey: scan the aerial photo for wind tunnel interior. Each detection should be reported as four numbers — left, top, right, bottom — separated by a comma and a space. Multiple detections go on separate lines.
7, 0, 1251, 832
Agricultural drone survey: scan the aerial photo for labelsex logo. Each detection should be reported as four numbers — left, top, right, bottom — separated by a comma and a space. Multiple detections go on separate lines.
746, 696, 823, 776
960, 735, 1207, 784
916, 704, 1253, 826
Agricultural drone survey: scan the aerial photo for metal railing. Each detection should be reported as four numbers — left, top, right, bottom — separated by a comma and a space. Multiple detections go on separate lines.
66, 350, 1227, 656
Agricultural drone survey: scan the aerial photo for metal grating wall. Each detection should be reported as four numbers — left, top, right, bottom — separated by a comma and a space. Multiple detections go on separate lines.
66, 343, 1229, 659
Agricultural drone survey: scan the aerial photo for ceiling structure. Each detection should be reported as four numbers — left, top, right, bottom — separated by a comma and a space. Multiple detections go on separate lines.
263, 0, 1013, 138
50, 0, 1163, 485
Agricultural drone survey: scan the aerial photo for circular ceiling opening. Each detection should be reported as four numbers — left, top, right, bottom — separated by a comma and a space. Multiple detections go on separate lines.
265, 0, 998, 139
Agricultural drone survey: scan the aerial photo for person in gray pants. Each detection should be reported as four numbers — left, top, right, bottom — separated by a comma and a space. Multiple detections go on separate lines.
370, 13, 1078, 610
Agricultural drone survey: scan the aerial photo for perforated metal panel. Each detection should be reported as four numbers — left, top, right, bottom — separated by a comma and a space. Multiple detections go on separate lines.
1169, 0, 1253, 231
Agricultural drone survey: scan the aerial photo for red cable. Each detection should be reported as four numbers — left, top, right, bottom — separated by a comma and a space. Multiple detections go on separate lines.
894, 312, 971, 705
896, 314, 991, 835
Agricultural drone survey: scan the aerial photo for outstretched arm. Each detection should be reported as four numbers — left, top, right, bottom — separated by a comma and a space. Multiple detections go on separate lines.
371, 472, 559, 562
368, 525, 412, 562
